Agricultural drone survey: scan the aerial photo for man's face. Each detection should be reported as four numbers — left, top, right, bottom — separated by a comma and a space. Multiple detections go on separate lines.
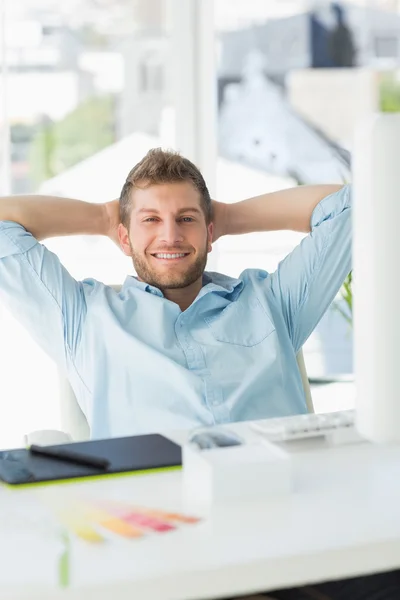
118, 182, 213, 290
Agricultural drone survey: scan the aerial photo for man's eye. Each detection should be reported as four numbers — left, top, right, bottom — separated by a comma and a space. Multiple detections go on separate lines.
180, 217, 194, 223
144, 217, 157, 222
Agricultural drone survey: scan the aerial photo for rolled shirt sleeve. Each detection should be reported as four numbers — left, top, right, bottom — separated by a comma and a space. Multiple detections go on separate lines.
269, 184, 352, 353
0, 221, 87, 369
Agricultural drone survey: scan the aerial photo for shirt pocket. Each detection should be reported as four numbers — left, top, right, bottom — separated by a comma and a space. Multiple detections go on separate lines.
204, 297, 275, 347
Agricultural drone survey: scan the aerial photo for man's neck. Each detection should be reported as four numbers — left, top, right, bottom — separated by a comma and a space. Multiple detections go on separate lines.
162, 277, 204, 312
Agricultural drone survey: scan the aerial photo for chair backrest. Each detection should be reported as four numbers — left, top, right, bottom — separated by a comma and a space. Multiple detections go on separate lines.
59, 372, 90, 441
59, 286, 313, 440
296, 348, 314, 413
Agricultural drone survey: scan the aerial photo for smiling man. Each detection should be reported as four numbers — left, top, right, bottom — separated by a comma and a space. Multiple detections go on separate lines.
118, 165, 213, 311
0, 148, 351, 439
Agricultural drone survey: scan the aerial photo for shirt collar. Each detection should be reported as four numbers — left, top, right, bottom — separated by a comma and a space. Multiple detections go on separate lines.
121, 272, 244, 300
200, 271, 244, 300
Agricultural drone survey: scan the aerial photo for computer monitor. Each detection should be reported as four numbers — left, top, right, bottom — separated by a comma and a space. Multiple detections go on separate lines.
354, 113, 400, 443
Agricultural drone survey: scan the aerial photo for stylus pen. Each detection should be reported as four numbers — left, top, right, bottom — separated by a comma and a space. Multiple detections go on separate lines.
29, 444, 110, 470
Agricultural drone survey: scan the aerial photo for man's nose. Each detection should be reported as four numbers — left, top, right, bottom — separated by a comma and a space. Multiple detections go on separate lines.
159, 220, 184, 245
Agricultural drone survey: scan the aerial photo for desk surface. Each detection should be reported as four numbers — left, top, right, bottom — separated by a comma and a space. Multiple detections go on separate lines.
2, 424, 400, 600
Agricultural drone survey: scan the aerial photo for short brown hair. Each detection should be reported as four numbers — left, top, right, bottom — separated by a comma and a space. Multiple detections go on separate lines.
119, 148, 212, 227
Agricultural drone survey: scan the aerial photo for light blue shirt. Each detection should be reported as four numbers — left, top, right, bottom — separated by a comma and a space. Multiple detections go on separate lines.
0, 186, 351, 439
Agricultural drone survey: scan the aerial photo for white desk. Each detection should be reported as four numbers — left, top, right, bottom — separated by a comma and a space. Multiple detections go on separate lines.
2, 423, 400, 600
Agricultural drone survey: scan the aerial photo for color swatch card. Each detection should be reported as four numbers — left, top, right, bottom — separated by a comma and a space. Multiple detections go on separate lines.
42, 494, 200, 543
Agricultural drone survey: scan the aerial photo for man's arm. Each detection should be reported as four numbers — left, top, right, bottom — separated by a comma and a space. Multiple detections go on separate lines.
0, 194, 118, 371
216, 184, 351, 353
266, 185, 351, 353
0, 195, 112, 241
217, 184, 344, 237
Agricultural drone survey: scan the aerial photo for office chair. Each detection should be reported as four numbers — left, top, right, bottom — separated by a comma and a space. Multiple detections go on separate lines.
24, 285, 314, 445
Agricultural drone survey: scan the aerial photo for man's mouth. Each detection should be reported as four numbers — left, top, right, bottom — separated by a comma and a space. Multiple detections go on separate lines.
151, 252, 190, 261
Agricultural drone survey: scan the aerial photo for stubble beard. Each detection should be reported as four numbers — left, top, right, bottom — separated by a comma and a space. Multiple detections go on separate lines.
129, 237, 209, 290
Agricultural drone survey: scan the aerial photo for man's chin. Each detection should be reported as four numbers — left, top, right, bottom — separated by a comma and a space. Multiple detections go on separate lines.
132, 252, 208, 291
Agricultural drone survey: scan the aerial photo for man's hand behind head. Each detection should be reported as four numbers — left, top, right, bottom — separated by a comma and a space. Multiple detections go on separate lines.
211, 200, 229, 243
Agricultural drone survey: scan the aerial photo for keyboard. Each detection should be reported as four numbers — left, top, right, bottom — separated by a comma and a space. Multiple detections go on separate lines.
250, 410, 363, 445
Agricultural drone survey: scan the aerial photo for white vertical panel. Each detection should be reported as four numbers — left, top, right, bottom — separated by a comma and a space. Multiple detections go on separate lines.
168, 0, 217, 191
354, 113, 400, 443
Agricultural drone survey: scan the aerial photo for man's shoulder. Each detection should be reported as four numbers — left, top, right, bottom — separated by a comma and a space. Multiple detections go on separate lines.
241, 268, 270, 282
205, 269, 272, 298
0, 220, 38, 259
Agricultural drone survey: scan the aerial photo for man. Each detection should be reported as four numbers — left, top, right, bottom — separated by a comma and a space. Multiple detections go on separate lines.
0, 148, 350, 438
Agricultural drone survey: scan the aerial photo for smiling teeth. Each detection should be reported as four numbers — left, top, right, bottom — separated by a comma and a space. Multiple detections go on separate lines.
154, 253, 187, 259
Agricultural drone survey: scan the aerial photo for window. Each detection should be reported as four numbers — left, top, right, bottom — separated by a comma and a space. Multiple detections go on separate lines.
0, 0, 173, 446
215, 0, 354, 381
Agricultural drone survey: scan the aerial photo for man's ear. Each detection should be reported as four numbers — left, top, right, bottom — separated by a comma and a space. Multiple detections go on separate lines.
118, 223, 132, 257
207, 222, 213, 253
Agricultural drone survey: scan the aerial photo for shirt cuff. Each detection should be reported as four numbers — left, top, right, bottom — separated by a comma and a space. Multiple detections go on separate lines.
0, 220, 38, 258
310, 184, 352, 229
